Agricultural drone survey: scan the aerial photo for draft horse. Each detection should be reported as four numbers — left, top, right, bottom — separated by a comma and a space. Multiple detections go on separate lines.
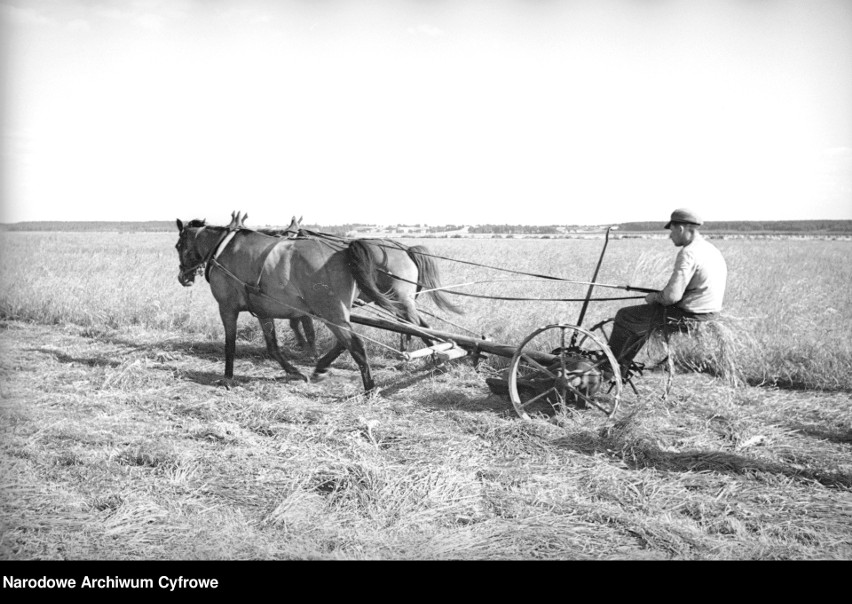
175, 212, 398, 393
266, 217, 462, 351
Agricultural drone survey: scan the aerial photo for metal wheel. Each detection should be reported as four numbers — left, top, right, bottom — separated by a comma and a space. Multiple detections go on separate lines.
585, 317, 645, 403
508, 324, 622, 420
584, 317, 661, 403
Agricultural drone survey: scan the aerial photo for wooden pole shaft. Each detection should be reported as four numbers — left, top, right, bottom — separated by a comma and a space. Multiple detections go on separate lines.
350, 313, 559, 365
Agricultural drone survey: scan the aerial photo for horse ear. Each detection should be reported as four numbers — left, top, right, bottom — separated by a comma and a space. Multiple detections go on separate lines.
176, 219, 183, 231
242, 213, 248, 227
298, 216, 303, 225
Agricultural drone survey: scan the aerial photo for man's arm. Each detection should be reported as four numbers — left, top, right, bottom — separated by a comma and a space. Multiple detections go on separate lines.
645, 249, 697, 306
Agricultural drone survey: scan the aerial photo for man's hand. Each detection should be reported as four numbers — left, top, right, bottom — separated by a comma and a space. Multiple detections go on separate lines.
645, 291, 659, 305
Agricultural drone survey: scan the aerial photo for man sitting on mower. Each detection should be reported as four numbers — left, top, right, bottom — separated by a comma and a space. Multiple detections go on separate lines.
606, 208, 728, 381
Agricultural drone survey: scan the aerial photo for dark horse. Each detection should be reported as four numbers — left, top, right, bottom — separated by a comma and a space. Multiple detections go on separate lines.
175, 212, 399, 393
260, 217, 462, 351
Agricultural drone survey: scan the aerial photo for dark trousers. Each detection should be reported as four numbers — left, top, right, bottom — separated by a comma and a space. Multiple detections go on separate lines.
608, 303, 717, 370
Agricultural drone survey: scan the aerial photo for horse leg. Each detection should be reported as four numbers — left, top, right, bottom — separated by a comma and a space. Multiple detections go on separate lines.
287, 317, 318, 357
300, 316, 318, 357
259, 317, 308, 382
416, 314, 433, 346
289, 318, 307, 349
312, 324, 375, 393
219, 306, 239, 380
397, 297, 434, 348
311, 340, 346, 382
348, 332, 375, 393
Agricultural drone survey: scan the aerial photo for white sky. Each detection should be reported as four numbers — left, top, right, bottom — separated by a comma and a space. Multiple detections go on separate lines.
2, 0, 851, 226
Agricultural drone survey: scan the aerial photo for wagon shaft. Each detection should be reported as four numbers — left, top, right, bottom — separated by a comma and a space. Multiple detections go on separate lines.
349, 313, 560, 365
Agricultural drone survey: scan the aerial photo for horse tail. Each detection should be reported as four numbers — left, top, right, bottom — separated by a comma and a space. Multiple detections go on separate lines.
407, 245, 463, 314
346, 239, 401, 315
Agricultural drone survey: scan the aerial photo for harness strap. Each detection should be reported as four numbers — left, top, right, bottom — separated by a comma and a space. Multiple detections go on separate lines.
204, 228, 240, 282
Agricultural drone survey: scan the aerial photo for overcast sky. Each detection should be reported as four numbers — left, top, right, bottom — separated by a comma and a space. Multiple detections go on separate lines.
2, 0, 851, 226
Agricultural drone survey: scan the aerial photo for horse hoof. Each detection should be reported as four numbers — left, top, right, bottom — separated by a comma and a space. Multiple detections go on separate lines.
311, 371, 329, 383
282, 372, 308, 383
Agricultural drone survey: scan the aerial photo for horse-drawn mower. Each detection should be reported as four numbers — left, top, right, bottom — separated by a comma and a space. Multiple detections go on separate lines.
177, 214, 665, 422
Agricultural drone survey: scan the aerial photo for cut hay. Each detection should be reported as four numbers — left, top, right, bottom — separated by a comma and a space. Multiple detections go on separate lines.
0, 286, 852, 560
643, 315, 751, 390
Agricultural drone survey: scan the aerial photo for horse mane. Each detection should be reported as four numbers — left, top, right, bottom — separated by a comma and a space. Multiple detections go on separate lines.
185, 219, 207, 228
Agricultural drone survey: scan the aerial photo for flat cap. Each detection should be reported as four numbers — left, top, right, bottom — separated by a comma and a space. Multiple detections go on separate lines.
665, 208, 703, 229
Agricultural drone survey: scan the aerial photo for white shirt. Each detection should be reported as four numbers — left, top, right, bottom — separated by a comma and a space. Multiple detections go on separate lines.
657, 233, 727, 313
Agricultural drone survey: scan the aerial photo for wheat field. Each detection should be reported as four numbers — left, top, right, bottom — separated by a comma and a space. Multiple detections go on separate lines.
1, 230, 850, 560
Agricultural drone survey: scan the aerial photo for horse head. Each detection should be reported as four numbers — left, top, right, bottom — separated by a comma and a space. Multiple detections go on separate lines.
175, 217, 208, 286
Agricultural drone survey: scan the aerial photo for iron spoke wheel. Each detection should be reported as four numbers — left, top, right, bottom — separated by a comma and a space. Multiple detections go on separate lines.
519, 386, 560, 410
508, 324, 623, 420
518, 353, 560, 380
583, 317, 647, 405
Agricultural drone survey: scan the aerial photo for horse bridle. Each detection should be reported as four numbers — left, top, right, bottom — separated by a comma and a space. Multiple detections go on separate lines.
178, 226, 235, 282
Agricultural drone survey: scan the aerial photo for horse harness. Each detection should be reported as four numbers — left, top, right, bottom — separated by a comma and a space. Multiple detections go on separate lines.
203, 228, 240, 282
203, 227, 313, 319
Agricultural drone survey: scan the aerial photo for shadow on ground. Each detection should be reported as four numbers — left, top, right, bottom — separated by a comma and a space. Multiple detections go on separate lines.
552, 431, 852, 490
33, 348, 124, 369
785, 423, 852, 445
166, 368, 314, 388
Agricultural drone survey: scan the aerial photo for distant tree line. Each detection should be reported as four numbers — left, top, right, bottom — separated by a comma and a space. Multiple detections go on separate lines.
468, 224, 562, 234
304, 224, 349, 236
617, 220, 852, 232
0, 221, 177, 232
427, 225, 465, 233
